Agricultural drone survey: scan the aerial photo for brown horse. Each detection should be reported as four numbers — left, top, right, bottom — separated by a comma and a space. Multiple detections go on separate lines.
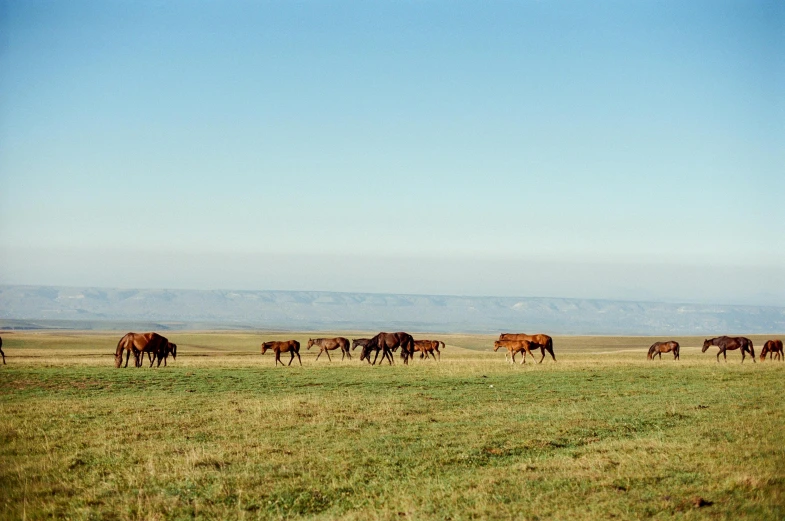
352, 338, 371, 351
0, 335, 5, 365
360, 332, 415, 365
702, 336, 755, 363
647, 341, 680, 360
494, 339, 537, 364
261, 340, 302, 366
115, 332, 170, 368
499, 333, 556, 363
414, 340, 442, 361
307, 337, 351, 361
146, 341, 178, 367
760, 339, 783, 361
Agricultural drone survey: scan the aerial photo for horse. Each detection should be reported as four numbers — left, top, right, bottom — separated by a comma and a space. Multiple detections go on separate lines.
307, 337, 351, 361
702, 336, 755, 363
647, 341, 680, 360
115, 332, 170, 368
146, 341, 178, 367
760, 340, 783, 361
0, 335, 5, 365
360, 332, 415, 365
499, 333, 556, 363
494, 339, 537, 364
261, 340, 302, 366
417, 340, 445, 360
413, 340, 433, 360
352, 338, 371, 351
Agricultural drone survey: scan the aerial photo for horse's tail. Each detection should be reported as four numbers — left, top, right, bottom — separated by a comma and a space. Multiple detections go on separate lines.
546, 337, 556, 361
748, 339, 755, 358
439, 341, 446, 350
647, 345, 654, 359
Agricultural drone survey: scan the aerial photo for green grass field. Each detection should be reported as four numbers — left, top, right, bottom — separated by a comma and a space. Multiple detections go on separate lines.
1, 331, 783, 520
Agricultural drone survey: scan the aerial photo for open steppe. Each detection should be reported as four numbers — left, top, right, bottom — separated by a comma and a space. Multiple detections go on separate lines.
0, 331, 783, 520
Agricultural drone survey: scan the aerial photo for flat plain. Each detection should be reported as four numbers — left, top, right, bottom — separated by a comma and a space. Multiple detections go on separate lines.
0, 331, 783, 520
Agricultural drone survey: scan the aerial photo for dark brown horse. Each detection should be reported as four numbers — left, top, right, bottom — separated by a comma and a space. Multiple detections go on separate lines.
647, 341, 680, 360
0, 335, 5, 365
261, 340, 302, 366
307, 337, 351, 361
702, 336, 755, 363
760, 339, 783, 361
115, 332, 170, 368
499, 333, 556, 362
352, 338, 371, 351
494, 339, 537, 364
146, 341, 178, 367
360, 332, 415, 365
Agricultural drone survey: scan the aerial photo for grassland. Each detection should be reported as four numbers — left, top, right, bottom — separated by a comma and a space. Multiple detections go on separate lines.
0, 331, 783, 520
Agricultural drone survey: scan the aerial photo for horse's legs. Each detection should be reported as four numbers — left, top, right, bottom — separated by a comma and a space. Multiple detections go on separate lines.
537, 348, 545, 364
325, 349, 332, 362
124, 349, 130, 368
275, 351, 281, 366
288, 351, 295, 366
371, 349, 380, 366
345, 348, 351, 360
296, 351, 302, 366
0, 347, 4, 364
315, 350, 322, 361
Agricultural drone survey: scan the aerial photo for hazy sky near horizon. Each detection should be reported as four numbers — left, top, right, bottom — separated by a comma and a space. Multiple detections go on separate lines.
1, 1, 783, 305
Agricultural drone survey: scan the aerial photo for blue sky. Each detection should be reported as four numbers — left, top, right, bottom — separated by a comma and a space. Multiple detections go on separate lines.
1, 1, 783, 304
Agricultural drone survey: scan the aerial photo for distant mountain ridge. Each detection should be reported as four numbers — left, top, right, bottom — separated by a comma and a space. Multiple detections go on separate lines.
0, 285, 783, 334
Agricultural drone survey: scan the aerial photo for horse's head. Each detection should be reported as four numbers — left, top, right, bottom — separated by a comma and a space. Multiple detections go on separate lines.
493, 340, 502, 351
307, 339, 315, 350
114, 352, 122, 368
261, 342, 271, 355
168, 342, 177, 360
701, 339, 711, 352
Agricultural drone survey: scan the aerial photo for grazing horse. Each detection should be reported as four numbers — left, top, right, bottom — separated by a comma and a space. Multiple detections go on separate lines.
307, 337, 351, 361
146, 341, 178, 367
647, 341, 680, 360
499, 333, 556, 363
361, 332, 415, 365
494, 339, 537, 364
760, 340, 784, 361
115, 332, 170, 368
702, 336, 755, 363
261, 340, 302, 366
0, 335, 5, 365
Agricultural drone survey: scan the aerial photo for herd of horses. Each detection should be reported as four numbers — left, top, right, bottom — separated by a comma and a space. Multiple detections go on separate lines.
0, 332, 780, 368
103, 331, 785, 368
